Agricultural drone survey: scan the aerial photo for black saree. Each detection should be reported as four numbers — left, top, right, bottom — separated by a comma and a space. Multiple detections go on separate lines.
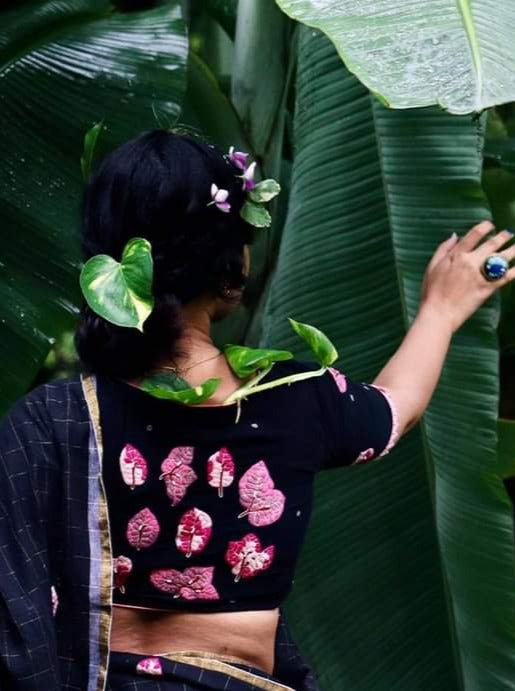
0, 373, 319, 691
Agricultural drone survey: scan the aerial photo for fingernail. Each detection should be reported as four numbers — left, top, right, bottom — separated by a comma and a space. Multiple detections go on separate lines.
450, 232, 458, 240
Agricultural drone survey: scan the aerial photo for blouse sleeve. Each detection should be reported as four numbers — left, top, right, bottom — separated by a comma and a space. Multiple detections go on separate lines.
316, 366, 401, 470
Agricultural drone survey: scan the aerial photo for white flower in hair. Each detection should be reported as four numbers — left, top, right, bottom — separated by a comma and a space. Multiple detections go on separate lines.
208, 183, 231, 213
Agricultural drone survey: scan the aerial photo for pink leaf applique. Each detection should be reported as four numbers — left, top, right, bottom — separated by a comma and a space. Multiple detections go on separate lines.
328, 367, 347, 393
119, 443, 148, 490
113, 555, 133, 593
353, 448, 375, 465
175, 508, 212, 558
136, 657, 163, 676
225, 533, 275, 582
126, 508, 160, 550
238, 461, 285, 527
50, 585, 58, 616
159, 447, 197, 506
207, 447, 235, 498
150, 566, 220, 600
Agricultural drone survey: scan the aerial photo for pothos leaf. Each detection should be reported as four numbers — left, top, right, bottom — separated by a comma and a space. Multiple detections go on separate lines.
81, 121, 104, 182
248, 179, 281, 203
224, 344, 293, 377
288, 318, 338, 367
79, 237, 154, 331
136, 371, 221, 404
240, 200, 272, 227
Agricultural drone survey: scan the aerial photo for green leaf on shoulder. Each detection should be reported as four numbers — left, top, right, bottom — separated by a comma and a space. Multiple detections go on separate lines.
288, 318, 338, 367
136, 372, 221, 404
81, 121, 104, 181
224, 344, 293, 378
240, 200, 272, 227
248, 179, 281, 203
79, 236, 154, 331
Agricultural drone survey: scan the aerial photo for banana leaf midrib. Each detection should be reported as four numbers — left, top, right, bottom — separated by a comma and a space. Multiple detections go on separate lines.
455, 0, 483, 109
370, 99, 466, 690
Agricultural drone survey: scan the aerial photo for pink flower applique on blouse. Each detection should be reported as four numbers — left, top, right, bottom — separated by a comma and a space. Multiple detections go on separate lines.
113, 555, 133, 593
225, 533, 275, 582
150, 566, 220, 600
159, 446, 197, 507
238, 461, 285, 527
136, 657, 163, 676
175, 508, 213, 558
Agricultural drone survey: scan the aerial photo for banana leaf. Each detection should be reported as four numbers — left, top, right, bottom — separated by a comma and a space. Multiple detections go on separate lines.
0, 0, 187, 416
274, 0, 515, 114
231, 0, 290, 159
261, 27, 515, 690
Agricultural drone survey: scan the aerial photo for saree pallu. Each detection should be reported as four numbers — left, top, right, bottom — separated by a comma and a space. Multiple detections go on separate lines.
106, 650, 296, 690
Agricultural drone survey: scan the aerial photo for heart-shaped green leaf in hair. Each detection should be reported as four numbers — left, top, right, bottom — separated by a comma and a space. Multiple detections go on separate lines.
79, 237, 154, 331
288, 318, 338, 367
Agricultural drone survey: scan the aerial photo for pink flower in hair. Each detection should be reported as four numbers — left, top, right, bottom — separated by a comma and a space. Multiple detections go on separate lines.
228, 146, 248, 171
241, 161, 256, 191
208, 183, 231, 213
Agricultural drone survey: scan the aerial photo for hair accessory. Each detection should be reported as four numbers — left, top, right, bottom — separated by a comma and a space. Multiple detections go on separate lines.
209, 147, 281, 228
228, 147, 248, 171
208, 184, 231, 213
240, 161, 256, 191
480, 254, 509, 281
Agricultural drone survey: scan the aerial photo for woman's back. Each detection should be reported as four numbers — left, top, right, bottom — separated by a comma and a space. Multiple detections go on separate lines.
100, 358, 396, 673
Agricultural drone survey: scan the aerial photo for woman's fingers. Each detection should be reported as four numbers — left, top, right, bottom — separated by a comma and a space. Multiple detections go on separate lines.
428, 233, 459, 270
500, 243, 515, 263
475, 228, 514, 258
500, 265, 515, 286
451, 220, 495, 253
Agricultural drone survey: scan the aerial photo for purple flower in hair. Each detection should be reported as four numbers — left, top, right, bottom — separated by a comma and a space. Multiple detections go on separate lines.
208, 183, 231, 213
228, 146, 248, 171
241, 161, 257, 191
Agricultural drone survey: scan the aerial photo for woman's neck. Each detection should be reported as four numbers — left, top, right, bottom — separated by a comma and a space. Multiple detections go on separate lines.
157, 303, 221, 373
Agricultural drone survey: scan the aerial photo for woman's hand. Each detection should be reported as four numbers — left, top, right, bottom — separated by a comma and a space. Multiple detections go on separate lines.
420, 220, 515, 333
373, 220, 515, 439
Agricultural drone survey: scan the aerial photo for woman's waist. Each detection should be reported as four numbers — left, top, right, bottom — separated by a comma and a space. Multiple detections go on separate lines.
110, 603, 279, 675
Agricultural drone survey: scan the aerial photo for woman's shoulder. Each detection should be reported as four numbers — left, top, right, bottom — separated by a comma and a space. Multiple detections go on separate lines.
268, 357, 321, 376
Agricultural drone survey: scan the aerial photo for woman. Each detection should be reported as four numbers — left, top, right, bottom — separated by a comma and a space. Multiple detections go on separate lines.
0, 130, 513, 691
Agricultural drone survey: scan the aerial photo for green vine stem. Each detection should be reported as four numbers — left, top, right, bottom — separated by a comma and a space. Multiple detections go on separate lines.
224, 365, 327, 406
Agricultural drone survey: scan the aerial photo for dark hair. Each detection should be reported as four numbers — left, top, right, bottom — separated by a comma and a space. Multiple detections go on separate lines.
74, 129, 254, 379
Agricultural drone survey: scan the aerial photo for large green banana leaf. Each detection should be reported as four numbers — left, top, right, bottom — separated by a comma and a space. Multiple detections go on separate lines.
261, 27, 515, 690
0, 0, 187, 417
274, 0, 515, 114
180, 49, 256, 345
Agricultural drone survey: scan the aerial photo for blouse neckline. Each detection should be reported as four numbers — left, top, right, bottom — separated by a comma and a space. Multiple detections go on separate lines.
103, 369, 277, 423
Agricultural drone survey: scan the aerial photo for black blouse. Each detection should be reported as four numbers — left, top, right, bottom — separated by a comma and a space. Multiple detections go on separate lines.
96, 359, 399, 613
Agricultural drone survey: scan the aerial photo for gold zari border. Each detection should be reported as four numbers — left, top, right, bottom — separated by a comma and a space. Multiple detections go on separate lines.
81, 372, 113, 691
159, 650, 296, 691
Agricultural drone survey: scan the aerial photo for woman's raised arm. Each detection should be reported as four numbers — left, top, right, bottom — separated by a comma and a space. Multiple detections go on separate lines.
372, 221, 515, 439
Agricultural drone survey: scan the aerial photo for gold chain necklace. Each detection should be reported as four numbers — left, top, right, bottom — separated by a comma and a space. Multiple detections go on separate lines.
156, 351, 223, 376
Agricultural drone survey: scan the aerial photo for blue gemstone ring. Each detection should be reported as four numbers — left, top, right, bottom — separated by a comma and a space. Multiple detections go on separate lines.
481, 254, 510, 281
